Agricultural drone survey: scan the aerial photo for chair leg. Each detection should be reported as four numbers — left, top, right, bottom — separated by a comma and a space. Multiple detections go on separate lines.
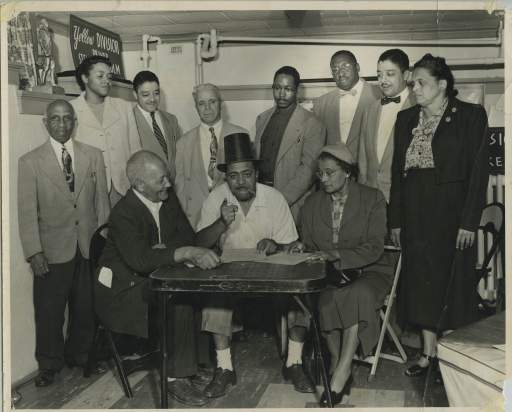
385, 321, 407, 362
105, 329, 133, 398
368, 309, 388, 382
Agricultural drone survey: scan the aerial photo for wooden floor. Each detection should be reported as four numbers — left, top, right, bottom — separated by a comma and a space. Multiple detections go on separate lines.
13, 329, 448, 409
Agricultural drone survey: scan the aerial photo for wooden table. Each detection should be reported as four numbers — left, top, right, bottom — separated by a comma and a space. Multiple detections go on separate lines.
150, 260, 333, 408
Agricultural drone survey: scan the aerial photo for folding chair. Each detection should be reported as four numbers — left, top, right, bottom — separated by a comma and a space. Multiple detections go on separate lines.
359, 245, 408, 382
475, 202, 505, 313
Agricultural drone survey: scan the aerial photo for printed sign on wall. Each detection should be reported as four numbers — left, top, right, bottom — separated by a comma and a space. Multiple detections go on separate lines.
69, 14, 125, 79
488, 127, 504, 175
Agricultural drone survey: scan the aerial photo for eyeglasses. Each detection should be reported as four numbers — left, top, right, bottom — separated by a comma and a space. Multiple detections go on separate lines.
331, 63, 354, 74
315, 168, 343, 179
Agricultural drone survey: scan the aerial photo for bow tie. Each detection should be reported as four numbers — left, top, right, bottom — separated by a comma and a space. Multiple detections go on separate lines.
381, 96, 401, 105
339, 88, 357, 97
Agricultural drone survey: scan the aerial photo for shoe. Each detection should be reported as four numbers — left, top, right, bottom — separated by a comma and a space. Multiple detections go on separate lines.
204, 368, 236, 398
405, 354, 437, 377
167, 378, 209, 407
67, 360, 108, 376
282, 364, 315, 393
190, 365, 214, 386
319, 375, 353, 407
34, 370, 56, 387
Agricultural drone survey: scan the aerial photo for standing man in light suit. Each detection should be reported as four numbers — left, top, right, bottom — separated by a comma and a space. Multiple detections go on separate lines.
18, 100, 110, 387
359, 49, 415, 202
132, 70, 182, 183
71, 55, 141, 205
175, 83, 248, 230
313, 50, 381, 159
254, 66, 326, 221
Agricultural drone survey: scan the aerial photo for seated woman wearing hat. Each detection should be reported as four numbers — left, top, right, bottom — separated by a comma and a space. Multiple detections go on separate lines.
287, 143, 392, 406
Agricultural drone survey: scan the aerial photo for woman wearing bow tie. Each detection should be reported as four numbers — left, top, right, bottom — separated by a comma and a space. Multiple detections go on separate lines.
389, 54, 489, 377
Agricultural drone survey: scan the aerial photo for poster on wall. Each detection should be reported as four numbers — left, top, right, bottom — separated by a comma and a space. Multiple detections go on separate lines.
69, 14, 125, 79
488, 127, 504, 175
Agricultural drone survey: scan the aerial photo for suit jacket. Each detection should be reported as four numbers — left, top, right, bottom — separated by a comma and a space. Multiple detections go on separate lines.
313, 79, 381, 158
300, 180, 389, 274
358, 91, 415, 202
255, 104, 326, 220
95, 188, 195, 337
389, 97, 489, 232
71, 94, 142, 195
18, 139, 110, 263
175, 121, 248, 230
133, 106, 181, 182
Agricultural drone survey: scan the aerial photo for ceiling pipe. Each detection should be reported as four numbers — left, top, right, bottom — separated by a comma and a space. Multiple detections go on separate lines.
141, 34, 162, 69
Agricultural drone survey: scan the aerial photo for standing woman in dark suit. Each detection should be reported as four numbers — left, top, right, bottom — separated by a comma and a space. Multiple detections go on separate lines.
389, 54, 489, 377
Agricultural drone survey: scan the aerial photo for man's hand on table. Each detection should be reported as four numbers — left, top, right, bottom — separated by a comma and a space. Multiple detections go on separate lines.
284, 241, 306, 254
256, 238, 278, 255
174, 246, 220, 270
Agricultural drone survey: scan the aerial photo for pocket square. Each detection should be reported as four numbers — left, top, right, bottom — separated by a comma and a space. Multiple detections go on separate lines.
98, 267, 113, 288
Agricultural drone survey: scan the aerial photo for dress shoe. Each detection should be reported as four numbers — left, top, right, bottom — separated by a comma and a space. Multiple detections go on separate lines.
190, 365, 214, 386
282, 364, 315, 393
167, 378, 209, 407
319, 375, 353, 407
204, 368, 236, 398
34, 370, 56, 387
405, 354, 437, 377
67, 360, 108, 375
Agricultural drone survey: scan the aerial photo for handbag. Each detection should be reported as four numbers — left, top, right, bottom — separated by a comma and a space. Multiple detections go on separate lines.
325, 261, 361, 287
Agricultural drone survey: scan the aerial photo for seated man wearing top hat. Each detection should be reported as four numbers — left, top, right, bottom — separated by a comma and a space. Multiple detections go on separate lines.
195, 133, 316, 398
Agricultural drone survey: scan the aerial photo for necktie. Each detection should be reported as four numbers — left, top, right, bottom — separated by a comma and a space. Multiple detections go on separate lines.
339, 88, 357, 97
207, 127, 218, 181
150, 112, 168, 157
61, 145, 74, 192
381, 96, 401, 105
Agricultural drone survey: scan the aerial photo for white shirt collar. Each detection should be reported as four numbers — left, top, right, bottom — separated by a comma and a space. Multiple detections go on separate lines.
200, 119, 223, 135
133, 188, 163, 214
339, 78, 363, 96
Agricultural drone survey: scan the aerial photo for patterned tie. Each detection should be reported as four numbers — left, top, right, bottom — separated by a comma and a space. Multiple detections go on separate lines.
381, 96, 401, 105
61, 145, 74, 192
207, 127, 218, 181
150, 112, 168, 157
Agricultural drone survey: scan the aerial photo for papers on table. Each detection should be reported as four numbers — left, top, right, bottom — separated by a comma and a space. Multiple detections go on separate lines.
492, 344, 506, 352
221, 248, 313, 265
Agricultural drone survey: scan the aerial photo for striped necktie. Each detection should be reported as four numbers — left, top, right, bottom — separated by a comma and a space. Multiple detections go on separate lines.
207, 127, 218, 181
61, 145, 74, 192
150, 112, 168, 157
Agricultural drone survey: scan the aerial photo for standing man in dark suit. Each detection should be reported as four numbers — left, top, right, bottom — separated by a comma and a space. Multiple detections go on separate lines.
18, 100, 110, 386
254, 66, 326, 220
313, 50, 381, 159
359, 49, 415, 203
132, 71, 182, 183
95, 150, 220, 406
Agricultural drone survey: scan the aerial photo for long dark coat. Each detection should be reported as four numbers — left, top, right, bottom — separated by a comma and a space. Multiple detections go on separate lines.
389, 97, 489, 330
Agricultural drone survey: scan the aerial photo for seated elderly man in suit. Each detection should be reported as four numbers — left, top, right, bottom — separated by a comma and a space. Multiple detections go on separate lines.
195, 133, 316, 398
132, 70, 181, 183
95, 150, 220, 407
18, 99, 110, 387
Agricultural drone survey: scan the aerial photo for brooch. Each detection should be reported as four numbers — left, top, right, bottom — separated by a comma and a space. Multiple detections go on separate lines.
445, 116, 451, 123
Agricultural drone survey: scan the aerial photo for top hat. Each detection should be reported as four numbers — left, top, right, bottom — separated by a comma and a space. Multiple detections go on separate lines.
217, 133, 260, 172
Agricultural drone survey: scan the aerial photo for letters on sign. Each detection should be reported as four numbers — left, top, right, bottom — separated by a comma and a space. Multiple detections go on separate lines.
488, 127, 504, 175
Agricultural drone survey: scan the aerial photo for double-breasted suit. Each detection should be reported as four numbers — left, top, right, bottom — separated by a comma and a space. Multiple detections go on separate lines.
133, 106, 181, 182
18, 138, 110, 371
71, 94, 141, 196
255, 104, 326, 220
358, 92, 415, 202
312, 79, 381, 159
175, 121, 248, 230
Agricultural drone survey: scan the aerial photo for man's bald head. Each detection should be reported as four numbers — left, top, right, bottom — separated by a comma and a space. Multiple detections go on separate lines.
126, 151, 172, 202
43, 99, 76, 144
